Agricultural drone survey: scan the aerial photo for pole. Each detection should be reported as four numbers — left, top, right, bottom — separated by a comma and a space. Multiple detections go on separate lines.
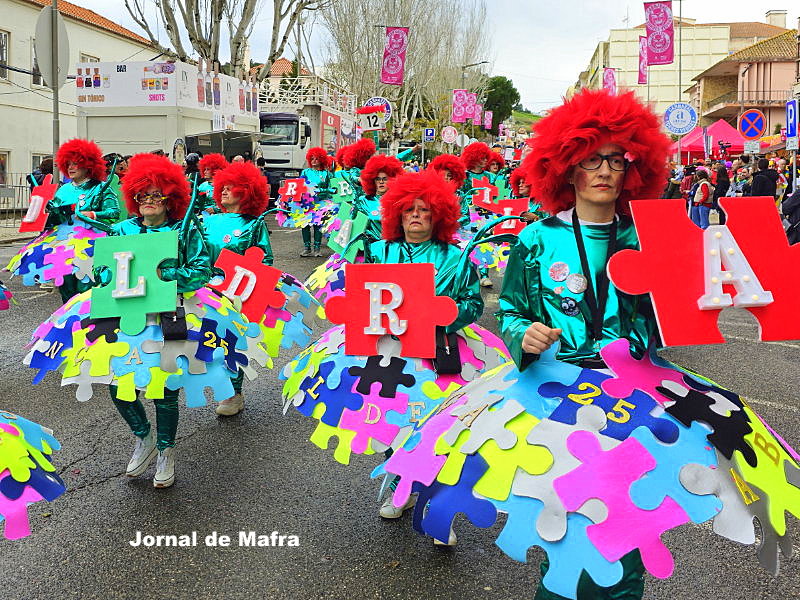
421, 137, 425, 165
676, 0, 682, 165
51, 0, 60, 160
460, 67, 466, 153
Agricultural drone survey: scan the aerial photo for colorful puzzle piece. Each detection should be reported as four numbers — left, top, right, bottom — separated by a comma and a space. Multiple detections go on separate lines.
338, 382, 408, 454
210, 247, 285, 323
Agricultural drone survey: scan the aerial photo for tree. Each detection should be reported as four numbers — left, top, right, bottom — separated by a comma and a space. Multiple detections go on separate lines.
484, 76, 520, 134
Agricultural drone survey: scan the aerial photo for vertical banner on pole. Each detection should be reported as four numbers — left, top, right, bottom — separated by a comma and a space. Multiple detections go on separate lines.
484, 110, 493, 131
465, 93, 478, 120
644, 1, 675, 66
603, 68, 617, 95
473, 104, 483, 126
380, 27, 409, 86
638, 36, 649, 84
452, 89, 468, 123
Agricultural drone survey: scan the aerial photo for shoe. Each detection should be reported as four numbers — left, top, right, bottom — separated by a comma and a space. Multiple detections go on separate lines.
215, 393, 244, 416
126, 431, 157, 477
379, 493, 417, 519
153, 448, 175, 488
480, 277, 493, 287
300, 247, 312, 257
313, 248, 322, 257
433, 526, 458, 546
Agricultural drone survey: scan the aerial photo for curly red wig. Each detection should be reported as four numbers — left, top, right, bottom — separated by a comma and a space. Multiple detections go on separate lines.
212, 162, 269, 217
487, 151, 505, 170
122, 154, 191, 220
306, 147, 331, 170
198, 153, 229, 177
429, 154, 466, 189
55, 138, 106, 181
522, 89, 671, 216
335, 146, 349, 169
360, 155, 404, 196
509, 167, 527, 197
381, 171, 461, 244
347, 138, 377, 169
460, 142, 492, 172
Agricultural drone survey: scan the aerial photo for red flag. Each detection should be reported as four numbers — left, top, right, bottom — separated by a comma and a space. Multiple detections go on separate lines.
644, 1, 674, 65
638, 36, 649, 84
380, 27, 409, 85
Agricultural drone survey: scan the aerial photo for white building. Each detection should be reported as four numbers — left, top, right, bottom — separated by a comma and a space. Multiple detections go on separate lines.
0, 0, 152, 183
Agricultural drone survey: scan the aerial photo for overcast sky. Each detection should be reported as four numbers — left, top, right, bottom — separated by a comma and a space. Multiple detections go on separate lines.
78, 1, 799, 112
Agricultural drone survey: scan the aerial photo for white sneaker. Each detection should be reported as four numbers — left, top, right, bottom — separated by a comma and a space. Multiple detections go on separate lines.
480, 277, 493, 288
215, 393, 244, 416
300, 247, 313, 257
126, 431, 156, 477
433, 526, 458, 546
153, 448, 175, 488
379, 493, 417, 519
314, 248, 322, 257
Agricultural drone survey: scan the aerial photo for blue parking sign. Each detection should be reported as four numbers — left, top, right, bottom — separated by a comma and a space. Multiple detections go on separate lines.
787, 100, 798, 139
423, 128, 435, 142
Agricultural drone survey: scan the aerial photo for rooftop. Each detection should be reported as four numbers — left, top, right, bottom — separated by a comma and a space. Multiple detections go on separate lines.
249, 58, 312, 78
634, 19, 787, 39
692, 29, 797, 81
23, 0, 151, 46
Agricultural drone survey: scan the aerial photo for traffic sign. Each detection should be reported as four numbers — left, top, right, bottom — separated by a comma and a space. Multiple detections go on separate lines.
663, 102, 697, 135
441, 126, 458, 144
34, 7, 70, 89
454, 134, 470, 147
423, 128, 435, 142
787, 137, 799, 151
744, 140, 760, 154
738, 109, 766, 140
786, 99, 798, 139
364, 96, 392, 122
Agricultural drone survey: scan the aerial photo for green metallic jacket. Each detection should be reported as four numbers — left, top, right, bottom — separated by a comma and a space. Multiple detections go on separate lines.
301, 167, 333, 200
496, 212, 657, 369
352, 194, 383, 243
195, 180, 217, 213
46, 179, 120, 227
112, 217, 213, 293
203, 213, 273, 265
368, 239, 483, 333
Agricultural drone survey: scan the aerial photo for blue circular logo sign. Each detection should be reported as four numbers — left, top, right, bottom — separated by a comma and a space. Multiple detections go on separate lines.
364, 96, 392, 123
664, 103, 697, 135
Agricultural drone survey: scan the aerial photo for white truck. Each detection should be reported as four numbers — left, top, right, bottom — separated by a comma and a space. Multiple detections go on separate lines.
257, 75, 357, 197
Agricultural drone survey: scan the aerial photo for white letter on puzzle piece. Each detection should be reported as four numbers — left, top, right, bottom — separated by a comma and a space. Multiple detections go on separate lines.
111, 251, 146, 298
697, 226, 773, 310
335, 219, 353, 247
284, 181, 297, 197
363, 282, 408, 336
223, 265, 257, 302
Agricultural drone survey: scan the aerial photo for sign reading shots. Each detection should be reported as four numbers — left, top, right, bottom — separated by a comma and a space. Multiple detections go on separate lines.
441, 126, 458, 144
364, 96, 392, 123
664, 102, 697, 135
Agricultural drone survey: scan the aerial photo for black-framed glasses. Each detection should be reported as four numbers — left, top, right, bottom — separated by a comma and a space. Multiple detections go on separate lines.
374, 177, 389, 183
134, 192, 168, 205
578, 153, 628, 172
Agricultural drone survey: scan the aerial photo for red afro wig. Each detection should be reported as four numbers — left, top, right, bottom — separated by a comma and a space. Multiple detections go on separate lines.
348, 138, 377, 169
521, 89, 671, 216
55, 138, 106, 181
122, 154, 191, 220
460, 142, 492, 171
198, 153, 229, 177
335, 146, 349, 169
488, 151, 505, 170
306, 147, 331, 170
429, 154, 466, 189
381, 171, 461, 244
360, 154, 405, 196
212, 162, 269, 217
509, 167, 527, 197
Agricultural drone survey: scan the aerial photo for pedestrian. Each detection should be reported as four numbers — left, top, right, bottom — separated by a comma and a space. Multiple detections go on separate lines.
750, 157, 779, 199
690, 169, 714, 229
298, 147, 333, 257
196, 153, 229, 213
26, 157, 53, 190
429, 153, 466, 191
712, 164, 730, 224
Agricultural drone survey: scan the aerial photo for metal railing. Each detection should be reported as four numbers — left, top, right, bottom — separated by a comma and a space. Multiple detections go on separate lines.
258, 75, 357, 115
706, 89, 793, 108
0, 173, 32, 228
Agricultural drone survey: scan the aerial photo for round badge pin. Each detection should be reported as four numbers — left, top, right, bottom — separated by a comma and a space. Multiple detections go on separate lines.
553, 286, 564, 296
78, 194, 86, 200
549, 261, 569, 282
222, 234, 231, 243
566, 273, 588, 294
560, 297, 580, 317
233, 229, 242, 237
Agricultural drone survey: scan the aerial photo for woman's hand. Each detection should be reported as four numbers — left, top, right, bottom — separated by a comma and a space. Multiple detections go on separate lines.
522, 322, 562, 354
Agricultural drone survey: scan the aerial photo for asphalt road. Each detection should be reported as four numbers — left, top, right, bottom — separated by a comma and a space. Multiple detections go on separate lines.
0, 219, 798, 600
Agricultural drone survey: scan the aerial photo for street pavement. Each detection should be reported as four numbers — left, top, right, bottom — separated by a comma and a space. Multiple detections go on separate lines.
0, 218, 798, 600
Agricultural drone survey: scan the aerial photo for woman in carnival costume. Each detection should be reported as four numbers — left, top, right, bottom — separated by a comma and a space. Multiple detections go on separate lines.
340, 137, 377, 197
510, 166, 548, 223
299, 147, 333, 257
487, 151, 506, 181
24, 154, 269, 489
196, 153, 229, 214
281, 169, 509, 519
376, 89, 800, 598
6, 139, 119, 303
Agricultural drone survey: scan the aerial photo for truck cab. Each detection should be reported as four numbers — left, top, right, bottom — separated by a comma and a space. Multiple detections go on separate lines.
259, 113, 311, 197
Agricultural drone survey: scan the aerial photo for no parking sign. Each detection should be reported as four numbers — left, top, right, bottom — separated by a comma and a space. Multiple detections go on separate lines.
738, 109, 766, 140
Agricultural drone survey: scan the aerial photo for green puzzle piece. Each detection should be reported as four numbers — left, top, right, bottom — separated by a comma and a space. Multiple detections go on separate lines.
330, 175, 357, 204
91, 231, 179, 335
327, 202, 369, 262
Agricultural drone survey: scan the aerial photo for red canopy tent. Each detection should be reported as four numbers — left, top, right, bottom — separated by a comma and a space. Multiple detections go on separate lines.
669, 119, 768, 163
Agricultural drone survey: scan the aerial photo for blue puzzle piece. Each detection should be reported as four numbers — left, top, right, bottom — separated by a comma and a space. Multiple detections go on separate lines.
295, 361, 363, 426
330, 270, 346, 292
492, 495, 624, 599
165, 350, 234, 407
539, 368, 679, 444
0, 412, 61, 453
111, 325, 164, 387
410, 453, 497, 543
0, 465, 66, 501
28, 315, 79, 384
629, 421, 721, 523
17, 244, 53, 276
187, 318, 220, 362
279, 311, 312, 350
221, 328, 248, 372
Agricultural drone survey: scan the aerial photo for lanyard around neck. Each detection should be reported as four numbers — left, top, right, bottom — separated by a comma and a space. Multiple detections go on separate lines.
571, 209, 618, 342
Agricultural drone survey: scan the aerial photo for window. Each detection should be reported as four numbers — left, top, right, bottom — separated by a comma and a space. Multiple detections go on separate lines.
0, 152, 8, 185
0, 30, 8, 79
31, 40, 43, 86
260, 121, 298, 145
31, 154, 48, 171
80, 53, 99, 63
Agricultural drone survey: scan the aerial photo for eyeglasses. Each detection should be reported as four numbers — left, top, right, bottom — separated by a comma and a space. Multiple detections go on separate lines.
374, 177, 389, 183
577, 153, 628, 172
134, 192, 168, 205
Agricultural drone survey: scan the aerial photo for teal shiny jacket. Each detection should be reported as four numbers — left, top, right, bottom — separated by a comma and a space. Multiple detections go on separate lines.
496, 212, 657, 369
195, 180, 217, 212
112, 217, 213, 293
46, 179, 120, 227
352, 194, 383, 243
301, 168, 333, 200
368, 239, 483, 333
203, 213, 273, 265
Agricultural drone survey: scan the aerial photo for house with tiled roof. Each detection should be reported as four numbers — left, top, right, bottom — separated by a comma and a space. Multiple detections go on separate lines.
0, 0, 153, 182
686, 29, 797, 129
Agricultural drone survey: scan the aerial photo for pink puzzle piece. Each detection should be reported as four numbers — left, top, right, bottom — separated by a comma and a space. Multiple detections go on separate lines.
193, 287, 222, 309
599, 339, 687, 405
554, 431, 689, 579
0, 471, 45, 540
72, 226, 104, 240
262, 306, 292, 328
385, 395, 467, 507
339, 381, 408, 454
42, 245, 76, 287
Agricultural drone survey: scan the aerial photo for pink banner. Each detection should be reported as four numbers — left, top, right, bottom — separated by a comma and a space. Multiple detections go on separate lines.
473, 104, 483, 125
603, 68, 617, 95
638, 36, 649, 84
380, 27, 409, 85
464, 93, 478, 119
644, 1, 674, 65
452, 89, 468, 123
484, 110, 493, 130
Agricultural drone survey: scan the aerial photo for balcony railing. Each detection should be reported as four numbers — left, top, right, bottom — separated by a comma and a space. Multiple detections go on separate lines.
706, 89, 792, 108
258, 76, 356, 115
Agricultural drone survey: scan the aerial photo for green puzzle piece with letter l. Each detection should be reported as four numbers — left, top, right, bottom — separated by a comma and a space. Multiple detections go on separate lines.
91, 231, 179, 335
328, 202, 368, 262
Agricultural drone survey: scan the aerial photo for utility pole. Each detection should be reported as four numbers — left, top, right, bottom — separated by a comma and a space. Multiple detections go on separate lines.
51, 0, 59, 159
